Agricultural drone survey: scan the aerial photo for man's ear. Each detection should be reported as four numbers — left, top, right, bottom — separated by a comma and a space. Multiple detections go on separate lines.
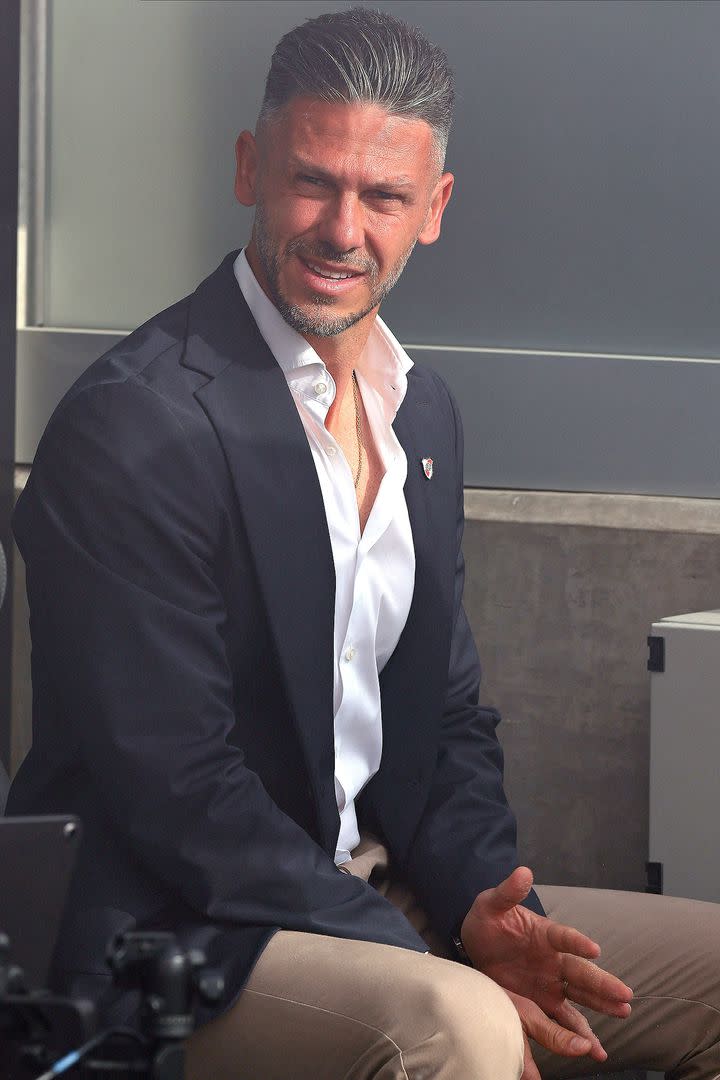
417, 172, 454, 246
234, 130, 258, 207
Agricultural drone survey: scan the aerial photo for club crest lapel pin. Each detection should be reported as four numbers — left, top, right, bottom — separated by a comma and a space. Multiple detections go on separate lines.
421, 457, 434, 479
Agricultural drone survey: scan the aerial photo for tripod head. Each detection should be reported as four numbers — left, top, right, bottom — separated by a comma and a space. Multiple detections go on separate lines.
109, 931, 225, 1043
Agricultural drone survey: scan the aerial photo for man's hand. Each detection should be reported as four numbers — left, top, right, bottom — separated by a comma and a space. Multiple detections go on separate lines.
460, 867, 633, 1075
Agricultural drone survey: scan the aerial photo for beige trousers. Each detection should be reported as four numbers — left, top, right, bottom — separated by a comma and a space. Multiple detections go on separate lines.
185, 838, 720, 1080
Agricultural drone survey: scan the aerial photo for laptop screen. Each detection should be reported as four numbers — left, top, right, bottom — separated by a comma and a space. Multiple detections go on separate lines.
0, 815, 82, 990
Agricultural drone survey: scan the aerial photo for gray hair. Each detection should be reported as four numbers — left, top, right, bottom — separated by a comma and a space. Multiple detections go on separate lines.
258, 7, 455, 166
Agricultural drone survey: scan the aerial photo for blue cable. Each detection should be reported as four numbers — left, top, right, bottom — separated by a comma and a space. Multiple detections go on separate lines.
35, 1028, 145, 1079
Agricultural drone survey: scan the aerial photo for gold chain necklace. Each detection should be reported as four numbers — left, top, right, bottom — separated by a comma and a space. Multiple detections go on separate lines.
351, 370, 363, 489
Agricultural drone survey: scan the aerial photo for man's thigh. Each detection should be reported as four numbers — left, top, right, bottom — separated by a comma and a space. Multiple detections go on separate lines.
535, 885, 720, 1080
185, 929, 524, 1080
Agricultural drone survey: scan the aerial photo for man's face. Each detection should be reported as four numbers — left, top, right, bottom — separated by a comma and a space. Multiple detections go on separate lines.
235, 97, 453, 337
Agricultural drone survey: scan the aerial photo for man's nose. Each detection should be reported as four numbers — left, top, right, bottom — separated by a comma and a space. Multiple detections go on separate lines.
319, 192, 364, 253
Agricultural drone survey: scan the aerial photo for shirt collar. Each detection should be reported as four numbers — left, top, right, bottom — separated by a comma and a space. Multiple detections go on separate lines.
234, 249, 412, 422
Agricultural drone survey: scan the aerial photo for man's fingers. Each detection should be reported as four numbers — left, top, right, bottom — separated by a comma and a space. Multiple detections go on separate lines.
482, 866, 535, 913
552, 999, 608, 1062
509, 991, 597, 1060
545, 918, 601, 960
561, 955, 633, 1016
519, 1034, 543, 1080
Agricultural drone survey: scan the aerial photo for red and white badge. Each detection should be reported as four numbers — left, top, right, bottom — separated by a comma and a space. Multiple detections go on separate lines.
422, 457, 434, 479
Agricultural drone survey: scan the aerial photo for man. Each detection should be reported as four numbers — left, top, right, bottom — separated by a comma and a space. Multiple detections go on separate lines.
7, 7, 720, 1079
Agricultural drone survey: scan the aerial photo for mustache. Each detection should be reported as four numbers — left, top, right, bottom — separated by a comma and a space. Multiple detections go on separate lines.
286, 239, 377, 276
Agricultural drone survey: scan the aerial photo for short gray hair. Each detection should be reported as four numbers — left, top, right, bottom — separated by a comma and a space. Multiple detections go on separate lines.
259, 7, 455, 165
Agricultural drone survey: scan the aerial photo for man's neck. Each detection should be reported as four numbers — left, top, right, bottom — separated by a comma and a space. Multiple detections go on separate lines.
303, 319, 374, 388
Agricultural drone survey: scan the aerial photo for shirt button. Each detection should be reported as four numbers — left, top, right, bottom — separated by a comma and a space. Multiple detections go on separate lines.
326, 445, 337, 457
314, 380, 328, 396
344, 646, 356, 662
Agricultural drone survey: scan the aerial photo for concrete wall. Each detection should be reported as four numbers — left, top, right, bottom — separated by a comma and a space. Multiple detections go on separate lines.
11, 475, 720, 896
463, 489, 720, 892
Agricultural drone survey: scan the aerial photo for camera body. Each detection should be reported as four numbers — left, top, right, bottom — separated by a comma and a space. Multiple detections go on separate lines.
0, 930, 223, 1079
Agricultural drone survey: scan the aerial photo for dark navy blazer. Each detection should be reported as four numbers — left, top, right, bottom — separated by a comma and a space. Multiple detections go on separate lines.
8, 253, 540, 1024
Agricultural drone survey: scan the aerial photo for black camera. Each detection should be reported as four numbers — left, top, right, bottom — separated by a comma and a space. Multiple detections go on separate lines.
0, 930, 223, 1080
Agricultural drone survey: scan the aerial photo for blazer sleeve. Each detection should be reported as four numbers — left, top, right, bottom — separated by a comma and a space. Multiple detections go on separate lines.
401, 380, 545, 940
15, 376, 426, 953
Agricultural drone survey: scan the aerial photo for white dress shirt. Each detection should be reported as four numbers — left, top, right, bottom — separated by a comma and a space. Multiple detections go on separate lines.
234, 250, 416, 863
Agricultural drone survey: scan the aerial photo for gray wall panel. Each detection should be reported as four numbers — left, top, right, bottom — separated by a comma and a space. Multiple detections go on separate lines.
17, 331, 720, 498
40, 0, 720, 357
382, 0, 720, 357
43, 0, 344, 330
19, 0, 720, 495
422, 348, 720, 495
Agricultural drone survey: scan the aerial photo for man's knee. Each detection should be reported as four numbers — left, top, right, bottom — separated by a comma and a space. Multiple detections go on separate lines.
187, 937, 523, 1080
399, 956, 524, 1079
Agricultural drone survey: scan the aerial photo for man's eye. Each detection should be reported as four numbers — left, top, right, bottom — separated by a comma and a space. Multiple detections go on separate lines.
370, 191, 403, 203
298, 174, 324, 187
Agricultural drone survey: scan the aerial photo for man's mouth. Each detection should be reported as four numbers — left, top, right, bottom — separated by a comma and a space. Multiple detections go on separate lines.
308, 263, 355, 280
300, 257, 364, 281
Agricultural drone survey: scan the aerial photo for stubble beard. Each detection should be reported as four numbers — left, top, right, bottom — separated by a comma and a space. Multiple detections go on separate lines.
253, 199, 417, 338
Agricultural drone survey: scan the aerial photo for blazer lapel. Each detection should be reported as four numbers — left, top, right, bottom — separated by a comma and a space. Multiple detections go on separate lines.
180, 255, 339, 852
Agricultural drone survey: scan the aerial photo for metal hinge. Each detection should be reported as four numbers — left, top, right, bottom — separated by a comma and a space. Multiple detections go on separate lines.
647, 635, 665, 673
646, 861, 664, 894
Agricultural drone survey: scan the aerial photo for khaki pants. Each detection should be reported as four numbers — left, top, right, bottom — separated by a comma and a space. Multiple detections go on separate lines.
186, 838, 720, 1079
